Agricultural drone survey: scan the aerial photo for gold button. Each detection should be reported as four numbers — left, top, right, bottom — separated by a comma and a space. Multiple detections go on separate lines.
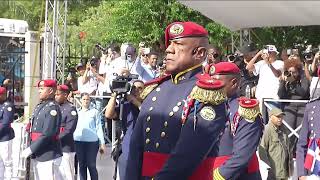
177, 102, 182, 106
146, 116, 151, 122
156, 87, 161, 92
161, 132, 166, 137
156, 142, 160, 148
146, 127, 151, 133
164, 121, 168, 127
169, 111, 174, 117
149, 107, 154, 111
173, 106, 179, 112
152, 97, 157, 101
146, 139, 150, 144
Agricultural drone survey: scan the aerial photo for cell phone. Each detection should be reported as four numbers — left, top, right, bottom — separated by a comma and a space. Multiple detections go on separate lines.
262, 49, 268, 54
292, 49, 299, 55
143, 48, 150, 54
286, 49, 292, 56
139, 42, 145, 48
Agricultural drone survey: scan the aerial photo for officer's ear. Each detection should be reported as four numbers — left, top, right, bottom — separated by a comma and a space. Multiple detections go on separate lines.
193, 47, 207, 60
230, 76, 240, 88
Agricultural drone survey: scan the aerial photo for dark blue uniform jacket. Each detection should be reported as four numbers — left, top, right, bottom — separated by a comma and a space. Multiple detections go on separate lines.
0, 101, 15, 142
30, 99, 62, 162
125, 66, 228, 180
59, 101, 78, 152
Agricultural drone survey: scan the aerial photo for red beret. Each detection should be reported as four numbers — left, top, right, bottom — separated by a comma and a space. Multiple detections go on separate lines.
205, 62, 240, 76
0, 87, 6, 95
196, 74, 224, 90
238, 97, 259, 108
37, 79, 57, 88
165, 21, 208, 48
57, 84, 69, 92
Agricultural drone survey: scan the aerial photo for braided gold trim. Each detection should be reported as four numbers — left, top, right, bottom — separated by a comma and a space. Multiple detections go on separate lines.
190, 86, 226, 105
213, 168, 225, 180
140, 84, 158, 100
238, 105, 260, 122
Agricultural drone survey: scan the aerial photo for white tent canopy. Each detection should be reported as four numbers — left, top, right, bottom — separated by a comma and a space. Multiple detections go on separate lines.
178, 1, 320, 31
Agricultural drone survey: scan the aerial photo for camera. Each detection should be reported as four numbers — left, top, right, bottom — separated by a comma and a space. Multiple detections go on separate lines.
302, 45, 319, 61
90, 57, 99, 67
284, 71, 291, 77
95, 43, 107, 54
228, 53, 243, 63
111, 74, 139, 94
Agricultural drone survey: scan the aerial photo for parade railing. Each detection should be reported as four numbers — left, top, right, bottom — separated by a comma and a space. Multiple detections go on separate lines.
262, 98, 309, 139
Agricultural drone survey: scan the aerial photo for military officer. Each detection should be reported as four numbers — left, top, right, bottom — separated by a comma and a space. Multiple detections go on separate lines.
55, 84, 78, 180
21, 79, 63, 180
296, 96, 320, 180
0, 87, 14, 180
125, 21, 228, 180
208, 62, 263, 180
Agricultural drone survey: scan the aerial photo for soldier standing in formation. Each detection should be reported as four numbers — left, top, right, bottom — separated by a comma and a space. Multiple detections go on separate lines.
0, 87, 14, 180
125, 21, 228, 180
296, 96, 320, 180
21, 79, 63, 180
55, 85, 78, 180
208, 62, 264, 179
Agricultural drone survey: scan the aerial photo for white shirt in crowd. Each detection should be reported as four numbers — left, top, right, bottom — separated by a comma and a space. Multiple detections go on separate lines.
310, 77, 320, 98
77, 71, 98, 94
254, 59, 284, 101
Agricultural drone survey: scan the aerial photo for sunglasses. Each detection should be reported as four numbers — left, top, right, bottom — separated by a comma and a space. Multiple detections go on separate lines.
208, 53, 219, 58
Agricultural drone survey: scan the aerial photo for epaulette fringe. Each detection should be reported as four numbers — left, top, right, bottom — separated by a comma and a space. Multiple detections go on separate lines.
190, 86, 226, 106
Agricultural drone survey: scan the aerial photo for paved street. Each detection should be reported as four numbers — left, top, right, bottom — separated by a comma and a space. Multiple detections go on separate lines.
96, 147, 115, 180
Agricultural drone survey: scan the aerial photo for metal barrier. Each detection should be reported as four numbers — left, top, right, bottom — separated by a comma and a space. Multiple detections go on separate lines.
262, 98, 308, 138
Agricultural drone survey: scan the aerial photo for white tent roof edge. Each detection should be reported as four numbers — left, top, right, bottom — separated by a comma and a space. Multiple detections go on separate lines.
178, 1, 320, 31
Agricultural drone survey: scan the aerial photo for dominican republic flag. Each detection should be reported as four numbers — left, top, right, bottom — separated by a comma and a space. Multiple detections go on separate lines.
304, 138, 320, 175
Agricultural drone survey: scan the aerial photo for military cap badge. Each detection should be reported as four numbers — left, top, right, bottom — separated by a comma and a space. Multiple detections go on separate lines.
169, 23, 184, 36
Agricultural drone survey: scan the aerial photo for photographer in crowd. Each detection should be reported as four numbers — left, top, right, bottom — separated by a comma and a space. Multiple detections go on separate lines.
77, 59, 99, 96
308, 51, 320, 97
230, 43, 259, 97
278, 56, 310, 154
104, 80, 144, 180
206, 45, 222, 65
246, 45, 284, 109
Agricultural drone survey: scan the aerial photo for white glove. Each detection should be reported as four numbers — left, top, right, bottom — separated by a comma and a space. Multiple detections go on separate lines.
21, 147, 32, 158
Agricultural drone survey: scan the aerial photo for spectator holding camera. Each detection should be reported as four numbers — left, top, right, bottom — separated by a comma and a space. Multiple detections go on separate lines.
104, 80, 144, 180
246, 45, 284, 109
205, 45, 221, 65
236, 43, 259, 97
309, 51, 320, 97
77, 59, 99, 96
278, 56, 310, 154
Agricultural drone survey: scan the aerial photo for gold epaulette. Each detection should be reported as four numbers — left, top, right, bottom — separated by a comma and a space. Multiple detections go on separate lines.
140, 84, 158, 100
238, 98, 260, 122
213, 168, 225, 180
189, 86, 226, 106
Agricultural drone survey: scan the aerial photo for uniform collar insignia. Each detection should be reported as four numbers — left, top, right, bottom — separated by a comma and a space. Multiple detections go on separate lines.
172, 64, 202, 84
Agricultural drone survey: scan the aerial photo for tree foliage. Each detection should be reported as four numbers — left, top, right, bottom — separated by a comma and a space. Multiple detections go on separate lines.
67, 0, 232, 53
